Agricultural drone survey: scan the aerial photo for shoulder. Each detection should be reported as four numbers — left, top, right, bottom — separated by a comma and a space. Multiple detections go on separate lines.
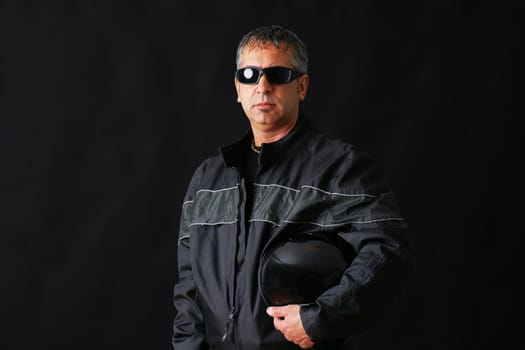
194, 153, 224, 175
188, 153, 225, 183
184, 152, 237, 199
299, 125, 390, 192
302, 125, 371, 165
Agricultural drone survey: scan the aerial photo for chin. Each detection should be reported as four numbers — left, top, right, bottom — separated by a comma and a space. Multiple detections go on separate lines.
250, 113, 281, 125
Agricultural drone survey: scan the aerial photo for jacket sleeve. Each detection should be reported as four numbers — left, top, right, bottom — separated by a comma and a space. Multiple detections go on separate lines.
300, 150, 414, 341
172, 166, 208, 350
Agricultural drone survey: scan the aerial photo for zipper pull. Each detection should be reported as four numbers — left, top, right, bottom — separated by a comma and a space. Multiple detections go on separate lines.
221, 307, 236, 342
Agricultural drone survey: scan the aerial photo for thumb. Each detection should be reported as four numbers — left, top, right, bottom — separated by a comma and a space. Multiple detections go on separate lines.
266, 306, 286, 318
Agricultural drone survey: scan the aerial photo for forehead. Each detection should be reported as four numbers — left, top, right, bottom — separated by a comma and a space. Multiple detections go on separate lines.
238, 43, 295, 68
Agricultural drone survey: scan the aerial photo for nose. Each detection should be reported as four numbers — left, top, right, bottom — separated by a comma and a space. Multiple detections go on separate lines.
256, 73, 273, 95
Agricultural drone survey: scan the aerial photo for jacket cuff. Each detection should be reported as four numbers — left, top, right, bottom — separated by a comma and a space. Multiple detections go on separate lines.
299, 303, 322, 342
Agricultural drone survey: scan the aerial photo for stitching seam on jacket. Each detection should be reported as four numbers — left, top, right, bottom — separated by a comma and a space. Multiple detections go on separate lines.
248, 217, 405, 227
255, 183, 378, 198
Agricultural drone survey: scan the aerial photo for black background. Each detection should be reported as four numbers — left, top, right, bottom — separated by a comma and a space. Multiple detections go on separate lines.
0, 1, 522, 349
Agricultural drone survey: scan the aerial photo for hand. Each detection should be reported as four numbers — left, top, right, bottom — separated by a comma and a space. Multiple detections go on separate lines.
266, 305, 315, 349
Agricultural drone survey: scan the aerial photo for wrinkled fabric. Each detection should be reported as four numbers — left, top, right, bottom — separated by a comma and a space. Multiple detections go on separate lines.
173, 117, 413, 350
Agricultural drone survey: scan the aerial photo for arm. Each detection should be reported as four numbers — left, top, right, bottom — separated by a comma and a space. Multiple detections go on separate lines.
300, 151, 414, 342
301, 221, 413, 341
172, 168, 207, 350
172, 237, 207, 349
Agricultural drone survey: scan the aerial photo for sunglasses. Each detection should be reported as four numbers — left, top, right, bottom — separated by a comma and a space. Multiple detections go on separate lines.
235, 66, 304, 85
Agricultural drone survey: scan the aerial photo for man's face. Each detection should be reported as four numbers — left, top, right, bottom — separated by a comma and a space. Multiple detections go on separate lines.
235, 43, 309, 133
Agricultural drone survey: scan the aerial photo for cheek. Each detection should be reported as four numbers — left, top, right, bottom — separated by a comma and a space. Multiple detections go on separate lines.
238, 91, 254, 109
239, 86, 256, 101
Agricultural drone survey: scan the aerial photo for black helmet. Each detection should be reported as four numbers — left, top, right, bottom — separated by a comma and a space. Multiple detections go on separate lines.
259, 234, 355, 306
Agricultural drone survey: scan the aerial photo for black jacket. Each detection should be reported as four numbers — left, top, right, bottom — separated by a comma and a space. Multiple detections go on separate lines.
172, 118, 413, 349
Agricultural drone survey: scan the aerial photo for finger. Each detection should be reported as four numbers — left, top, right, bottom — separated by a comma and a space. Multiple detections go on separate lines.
273, 316, 285, 332
266, 306, 286, 318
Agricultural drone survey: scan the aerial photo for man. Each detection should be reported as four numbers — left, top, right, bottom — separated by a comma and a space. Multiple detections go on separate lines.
172, 25, 413, 349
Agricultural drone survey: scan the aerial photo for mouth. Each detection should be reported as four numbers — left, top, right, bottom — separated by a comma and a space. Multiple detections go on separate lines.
254, 102, 276, 109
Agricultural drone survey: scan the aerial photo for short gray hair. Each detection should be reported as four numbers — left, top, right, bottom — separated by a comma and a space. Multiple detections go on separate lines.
235, 25, 308, 73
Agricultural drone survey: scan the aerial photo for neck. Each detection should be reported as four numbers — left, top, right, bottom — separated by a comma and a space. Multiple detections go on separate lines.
252, 119, 298, 147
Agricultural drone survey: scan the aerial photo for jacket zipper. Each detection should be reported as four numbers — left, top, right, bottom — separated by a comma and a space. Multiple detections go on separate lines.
222, 167, 244, 344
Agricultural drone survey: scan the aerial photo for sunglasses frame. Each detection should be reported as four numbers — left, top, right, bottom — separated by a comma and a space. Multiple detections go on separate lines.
235, 66, 304, 85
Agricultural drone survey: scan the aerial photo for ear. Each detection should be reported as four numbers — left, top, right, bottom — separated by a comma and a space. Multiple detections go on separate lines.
234, 78, 241, 103
298, 74, 309, 101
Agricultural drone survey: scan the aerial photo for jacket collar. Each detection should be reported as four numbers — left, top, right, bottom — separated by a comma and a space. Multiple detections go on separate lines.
219, 115, 311, 168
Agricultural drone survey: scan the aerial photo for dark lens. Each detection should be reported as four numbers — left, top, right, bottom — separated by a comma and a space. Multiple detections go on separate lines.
264, 67, 293, 84
236, 67, 302, 85
236, 67, 261, 84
